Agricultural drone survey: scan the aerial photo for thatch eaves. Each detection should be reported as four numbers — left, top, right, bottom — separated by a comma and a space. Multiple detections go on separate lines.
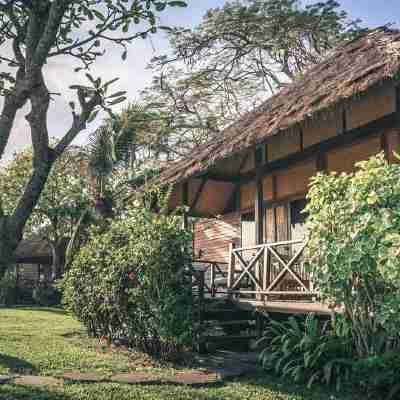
152, 28, 400, 187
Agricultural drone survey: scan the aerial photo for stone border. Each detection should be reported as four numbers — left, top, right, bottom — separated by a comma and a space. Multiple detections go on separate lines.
0, 367, 249, 388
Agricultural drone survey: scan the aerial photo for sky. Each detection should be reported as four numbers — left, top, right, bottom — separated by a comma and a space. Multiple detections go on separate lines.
1, 0, 400, 163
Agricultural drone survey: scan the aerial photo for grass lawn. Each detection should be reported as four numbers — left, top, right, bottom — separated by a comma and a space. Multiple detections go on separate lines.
0, 307, 361, 400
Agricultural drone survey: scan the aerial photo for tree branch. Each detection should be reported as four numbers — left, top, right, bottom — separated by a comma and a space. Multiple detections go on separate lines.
53, 90, 102, 156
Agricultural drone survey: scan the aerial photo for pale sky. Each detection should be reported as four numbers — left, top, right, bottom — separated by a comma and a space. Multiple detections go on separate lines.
1, 0, 399, 163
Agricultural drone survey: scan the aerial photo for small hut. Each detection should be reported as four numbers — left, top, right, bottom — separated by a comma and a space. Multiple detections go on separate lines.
14, 240, 55, 290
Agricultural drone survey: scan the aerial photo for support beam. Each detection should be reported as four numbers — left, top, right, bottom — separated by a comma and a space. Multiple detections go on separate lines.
182, 181, 189, 230
254, 147, 264, 301
189, 178, 207, 214
255, 179, 263, 245
316, 153, 327, 172
223, 152, 250, 214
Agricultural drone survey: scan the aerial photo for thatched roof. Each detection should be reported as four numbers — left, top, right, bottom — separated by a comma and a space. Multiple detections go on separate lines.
15, 240, 53, 265
153, 28, 400, 187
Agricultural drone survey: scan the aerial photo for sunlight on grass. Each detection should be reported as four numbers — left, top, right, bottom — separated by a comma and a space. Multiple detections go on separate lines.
0, 307, 134, 376
0, 307, 361, 400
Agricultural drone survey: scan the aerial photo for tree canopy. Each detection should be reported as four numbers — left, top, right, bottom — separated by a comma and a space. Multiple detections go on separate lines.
0, 147, 91, 242
0, 0, 187, 274
140, 0, 364, 156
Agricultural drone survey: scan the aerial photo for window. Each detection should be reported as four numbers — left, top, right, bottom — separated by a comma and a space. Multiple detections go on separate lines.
264, 199, 308, 243
241, 212, 255, 248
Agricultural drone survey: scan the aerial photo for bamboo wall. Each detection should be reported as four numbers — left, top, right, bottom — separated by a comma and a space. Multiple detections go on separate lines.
193, 212, 240, 263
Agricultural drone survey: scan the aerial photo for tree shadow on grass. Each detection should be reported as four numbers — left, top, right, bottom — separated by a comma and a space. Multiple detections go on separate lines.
0, 385, 69, 400
236, 373, 363, 400
0, 354, 37, 375
14, 306, 68, 316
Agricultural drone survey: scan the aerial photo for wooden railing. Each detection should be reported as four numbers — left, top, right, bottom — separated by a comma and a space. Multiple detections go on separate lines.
192, 261, 229, 298
227, 239, 317, 301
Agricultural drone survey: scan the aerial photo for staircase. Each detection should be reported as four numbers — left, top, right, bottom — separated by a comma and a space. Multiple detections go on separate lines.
196, 298, 264, 353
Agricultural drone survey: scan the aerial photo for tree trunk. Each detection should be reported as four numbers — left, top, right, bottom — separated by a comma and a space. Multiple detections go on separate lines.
0, 217, 20, 278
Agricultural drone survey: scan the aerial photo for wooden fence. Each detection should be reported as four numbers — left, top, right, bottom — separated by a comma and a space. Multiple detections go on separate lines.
193, 240, 318, 302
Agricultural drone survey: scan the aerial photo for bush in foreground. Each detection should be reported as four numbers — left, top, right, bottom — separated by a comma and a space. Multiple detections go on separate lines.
62, 207, 193, 358
305, 153, 400, 357
259, 154, 400, 399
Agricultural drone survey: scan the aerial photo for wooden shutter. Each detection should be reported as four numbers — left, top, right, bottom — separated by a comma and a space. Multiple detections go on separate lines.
276, 205, 289, 242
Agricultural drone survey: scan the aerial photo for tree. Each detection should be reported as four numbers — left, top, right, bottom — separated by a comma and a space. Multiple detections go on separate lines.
84, 103, 168, 216
141, 0, 364, 155
0, 0, 187, 276
0, 146, 91, 276
305, 154, 400, 357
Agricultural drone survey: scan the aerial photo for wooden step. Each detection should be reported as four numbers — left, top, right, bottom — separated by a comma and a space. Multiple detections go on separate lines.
203, 309, 255, 321
202, 335, 257, 351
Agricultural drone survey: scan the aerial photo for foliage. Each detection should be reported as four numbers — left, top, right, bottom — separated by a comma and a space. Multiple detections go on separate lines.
0, 0, 187, 277
62, 202, 193, 358
32, 281, 61, 307
305, 154, 400, 357
0, 268, 16, 306
258, 314, 353, 391
0, 308, 363, 400
0, 147, 90, 242
140, 0, 365, 156
83, 103, 167, 211
352, 352, 400, 399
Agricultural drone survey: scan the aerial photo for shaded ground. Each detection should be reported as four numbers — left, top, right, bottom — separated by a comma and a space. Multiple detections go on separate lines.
0, 307, 362, 400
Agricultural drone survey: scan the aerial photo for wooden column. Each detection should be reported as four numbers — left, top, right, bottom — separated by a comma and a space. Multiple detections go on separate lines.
182, 181, 189, 230
254, 148, 264, 299
254, 150, 264, 245
384, 129, 400, 163
227, 242, 235, 298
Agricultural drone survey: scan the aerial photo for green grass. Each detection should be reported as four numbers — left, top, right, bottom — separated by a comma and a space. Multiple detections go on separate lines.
0, 307, 361, 400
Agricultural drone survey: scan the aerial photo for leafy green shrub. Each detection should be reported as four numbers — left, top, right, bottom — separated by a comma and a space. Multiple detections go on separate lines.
62, 207, 193, 359
258, 314, 353, 391
0, 269, 17, 306
352, 352, 400, 399
305, 153, 400, 357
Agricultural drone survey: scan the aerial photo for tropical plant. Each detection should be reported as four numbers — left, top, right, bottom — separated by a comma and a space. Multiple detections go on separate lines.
0, 0, 187, 278
305, 153, 400, 358
258, 313, 353, 391
83, 103, 167, 216
62, 190, 193, 358
352, 352, 400, 400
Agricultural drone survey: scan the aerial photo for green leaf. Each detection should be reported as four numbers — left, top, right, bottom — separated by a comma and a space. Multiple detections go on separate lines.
168, 1, 187, 7
108, 91, 127, 99
85, 73, 95, 83
107, 97, 127, 106
87, 109, 100, 123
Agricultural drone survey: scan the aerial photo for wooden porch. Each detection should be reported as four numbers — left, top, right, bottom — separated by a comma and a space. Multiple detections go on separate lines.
193, 239, 332, 316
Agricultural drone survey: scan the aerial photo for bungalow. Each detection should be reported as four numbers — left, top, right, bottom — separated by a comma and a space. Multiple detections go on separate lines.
150, 28, 400, 315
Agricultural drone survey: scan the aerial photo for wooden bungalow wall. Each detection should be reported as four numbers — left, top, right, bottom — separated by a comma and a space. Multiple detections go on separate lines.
193, 212, 240, 264
192, 83, 400, 262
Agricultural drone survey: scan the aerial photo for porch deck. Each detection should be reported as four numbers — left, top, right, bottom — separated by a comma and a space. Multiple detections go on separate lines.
193, 239, 333, 316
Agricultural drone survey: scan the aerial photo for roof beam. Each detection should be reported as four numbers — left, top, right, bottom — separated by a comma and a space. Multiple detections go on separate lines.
240, 110, 400, 184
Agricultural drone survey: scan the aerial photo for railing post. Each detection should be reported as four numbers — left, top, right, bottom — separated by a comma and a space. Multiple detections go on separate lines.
262, 246, 269, 301
210, 263, 215, 297
227, 243, 235, 296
